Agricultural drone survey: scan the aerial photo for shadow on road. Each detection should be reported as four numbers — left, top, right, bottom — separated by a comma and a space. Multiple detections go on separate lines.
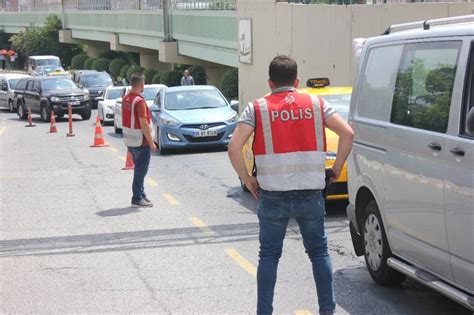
95, 207, 141, 217
334, 266, 471, 315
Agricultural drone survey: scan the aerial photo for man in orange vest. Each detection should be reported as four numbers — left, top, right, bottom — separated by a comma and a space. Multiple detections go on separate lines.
228, 56, 354, 314
122, 73, 157, 207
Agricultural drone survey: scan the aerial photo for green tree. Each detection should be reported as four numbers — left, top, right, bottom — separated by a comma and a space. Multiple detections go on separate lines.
220, 68, 238, 100
84, 57, 96, 70
189, 65, 207, 85
119, 64, 130, 80
91, 58, 111, 72
127, 65, 145, 81
109, 58, 128, 79
151, 73, 161, 84
71, 54, 88, 69
143, 69, 158, 84
160, 70, 182, 87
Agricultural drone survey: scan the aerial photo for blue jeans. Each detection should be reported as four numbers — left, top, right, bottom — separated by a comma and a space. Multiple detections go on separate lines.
128, 146, 151, 203
257, 189, 335, 315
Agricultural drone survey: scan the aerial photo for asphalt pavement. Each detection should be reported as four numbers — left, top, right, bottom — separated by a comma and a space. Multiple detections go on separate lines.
0, 109, 470, 314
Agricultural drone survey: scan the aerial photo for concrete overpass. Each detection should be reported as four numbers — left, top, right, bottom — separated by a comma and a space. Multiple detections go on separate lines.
0, 1, 238, 82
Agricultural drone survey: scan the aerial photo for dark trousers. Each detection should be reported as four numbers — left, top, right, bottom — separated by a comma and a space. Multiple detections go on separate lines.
128, 146, 151, 203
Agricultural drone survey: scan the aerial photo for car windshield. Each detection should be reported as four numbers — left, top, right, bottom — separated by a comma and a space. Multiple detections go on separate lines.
321, 93, 351, 121
106, 88, 125, 100
82, 74, 112, 87
142, 87, 162, 101
165, 89, 227, 110
42, 79, 77, 91
39, 66, 61, 75
8, 79, 20, 89
35, 58, 60, 67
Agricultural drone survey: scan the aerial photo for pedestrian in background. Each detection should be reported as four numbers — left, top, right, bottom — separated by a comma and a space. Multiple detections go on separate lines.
228, 55, 354, 315
181, 69, 195, 86
121, 73, 157, 208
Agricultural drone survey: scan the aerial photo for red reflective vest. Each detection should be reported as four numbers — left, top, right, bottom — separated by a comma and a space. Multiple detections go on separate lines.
253, 88, 327, 191
122, 92, 150, 130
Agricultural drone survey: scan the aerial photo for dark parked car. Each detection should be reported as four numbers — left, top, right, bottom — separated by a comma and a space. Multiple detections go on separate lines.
14, 77, 91, 121
76, 71, 113, 108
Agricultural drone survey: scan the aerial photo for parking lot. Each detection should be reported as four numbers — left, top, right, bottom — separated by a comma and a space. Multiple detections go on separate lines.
0, 109, 470, 314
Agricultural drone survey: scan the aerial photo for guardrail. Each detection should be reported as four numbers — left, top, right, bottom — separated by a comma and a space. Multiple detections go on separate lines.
0, 0, 236, 12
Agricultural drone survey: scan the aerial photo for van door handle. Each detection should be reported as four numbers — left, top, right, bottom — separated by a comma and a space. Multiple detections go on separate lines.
428, 142, 442, 151
450, 147, 465, 157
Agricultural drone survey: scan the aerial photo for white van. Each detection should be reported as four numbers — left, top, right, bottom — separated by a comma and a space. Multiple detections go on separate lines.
347, 15, 473, 311
27, 55, 63, 76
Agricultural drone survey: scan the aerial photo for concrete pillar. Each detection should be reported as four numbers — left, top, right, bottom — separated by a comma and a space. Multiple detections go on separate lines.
87, 44, 109, 58
139, 53, 173, 72
203, 65, 231, 88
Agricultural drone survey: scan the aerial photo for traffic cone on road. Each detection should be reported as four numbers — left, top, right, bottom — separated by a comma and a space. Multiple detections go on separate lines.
48, 111, 57, 133
25, 107, 36, 127
122, 150, 135, 170
90, 116, 109, 147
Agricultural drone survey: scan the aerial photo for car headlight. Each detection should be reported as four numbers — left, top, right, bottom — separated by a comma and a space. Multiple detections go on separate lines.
50, 96, 60, 102
326, 151, 337, 160
83, 94, 90, 101
83, 88, 89, 94
226, 111, 239, 123
106, 104, 115, 110
159, 114, 179, 127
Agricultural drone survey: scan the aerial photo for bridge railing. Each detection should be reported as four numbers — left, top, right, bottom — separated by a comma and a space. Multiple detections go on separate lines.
0, 0, 237, 12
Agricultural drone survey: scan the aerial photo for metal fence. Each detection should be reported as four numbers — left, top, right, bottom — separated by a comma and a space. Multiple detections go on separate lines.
0, 0, 237, 11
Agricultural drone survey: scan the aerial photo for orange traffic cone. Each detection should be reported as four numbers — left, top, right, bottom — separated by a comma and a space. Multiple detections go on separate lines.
122, 150, 135, 170
25, 107, 36, 127
48, 110, 57, 133
90, 116, 109, 147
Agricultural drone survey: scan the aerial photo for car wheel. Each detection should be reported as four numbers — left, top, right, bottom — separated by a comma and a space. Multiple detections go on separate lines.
9, 100, 14, 113
40, 104, 51, 122
114, 121, 122, 134
81, 109, 92, 121
240, 178, 250, 192
17, 101, 27, 120
363, 200, 406, 285
157, 128, 168, 155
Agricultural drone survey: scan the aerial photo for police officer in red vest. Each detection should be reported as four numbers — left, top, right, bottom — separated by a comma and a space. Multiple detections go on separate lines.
229, 56, 354, 315
122, 73, 157, 207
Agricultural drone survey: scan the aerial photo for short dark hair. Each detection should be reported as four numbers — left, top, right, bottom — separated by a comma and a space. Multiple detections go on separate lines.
130, 73, 144, 87
269, 55, 297, 86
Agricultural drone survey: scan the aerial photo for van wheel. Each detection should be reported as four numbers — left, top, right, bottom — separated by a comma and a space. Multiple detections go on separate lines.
40, 104, 51, 122
363, 200, 406, 285
17, 101, 27, 120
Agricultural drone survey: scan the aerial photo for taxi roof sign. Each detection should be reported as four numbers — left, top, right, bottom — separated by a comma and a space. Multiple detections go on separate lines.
306, 78, 330, 88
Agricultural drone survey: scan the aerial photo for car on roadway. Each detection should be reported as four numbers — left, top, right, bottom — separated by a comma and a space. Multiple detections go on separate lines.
14, 76, 91, 122
347, 16, 474, 311
97, 86, 125, 124
34, 65, 63, 77
240, 78, 352, 201
150, 85, 239, 154
0, 73, 30, 112
76, 71, 113, 109
27, 55, 63, 76
113, 84, 167, 134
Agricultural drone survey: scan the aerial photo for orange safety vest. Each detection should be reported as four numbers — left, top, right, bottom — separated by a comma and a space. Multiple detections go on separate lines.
252, 87, 327, 191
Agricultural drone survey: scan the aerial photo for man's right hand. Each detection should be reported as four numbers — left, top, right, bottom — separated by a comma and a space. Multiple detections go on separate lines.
243, 176, 260, 199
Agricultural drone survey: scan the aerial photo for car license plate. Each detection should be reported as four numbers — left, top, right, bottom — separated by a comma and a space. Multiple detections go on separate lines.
72, 101, 80, 105
193, 130, 218, 137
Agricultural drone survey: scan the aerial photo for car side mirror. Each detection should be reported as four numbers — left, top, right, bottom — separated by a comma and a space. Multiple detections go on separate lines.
230, 100, 239, 112
150, 104, 161, 113
1, 84, 8, 91
96, 97, 104, 101
35, 87, 41, 93
466, 107, 474, 134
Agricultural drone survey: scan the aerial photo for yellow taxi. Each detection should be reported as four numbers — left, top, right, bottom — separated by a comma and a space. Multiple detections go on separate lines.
241, 78, 352, 201
47, 70, 73, 80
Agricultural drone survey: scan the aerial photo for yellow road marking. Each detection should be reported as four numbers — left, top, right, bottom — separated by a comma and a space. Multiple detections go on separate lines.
119, 156, 126, 162
225, 248, 257, 278
191, 217, 215, 235
109, 147, 119, 153
0, 126, 5, 135
295, 310, 313, 315
146, 178, 158, 187
163, 193, 180, 205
